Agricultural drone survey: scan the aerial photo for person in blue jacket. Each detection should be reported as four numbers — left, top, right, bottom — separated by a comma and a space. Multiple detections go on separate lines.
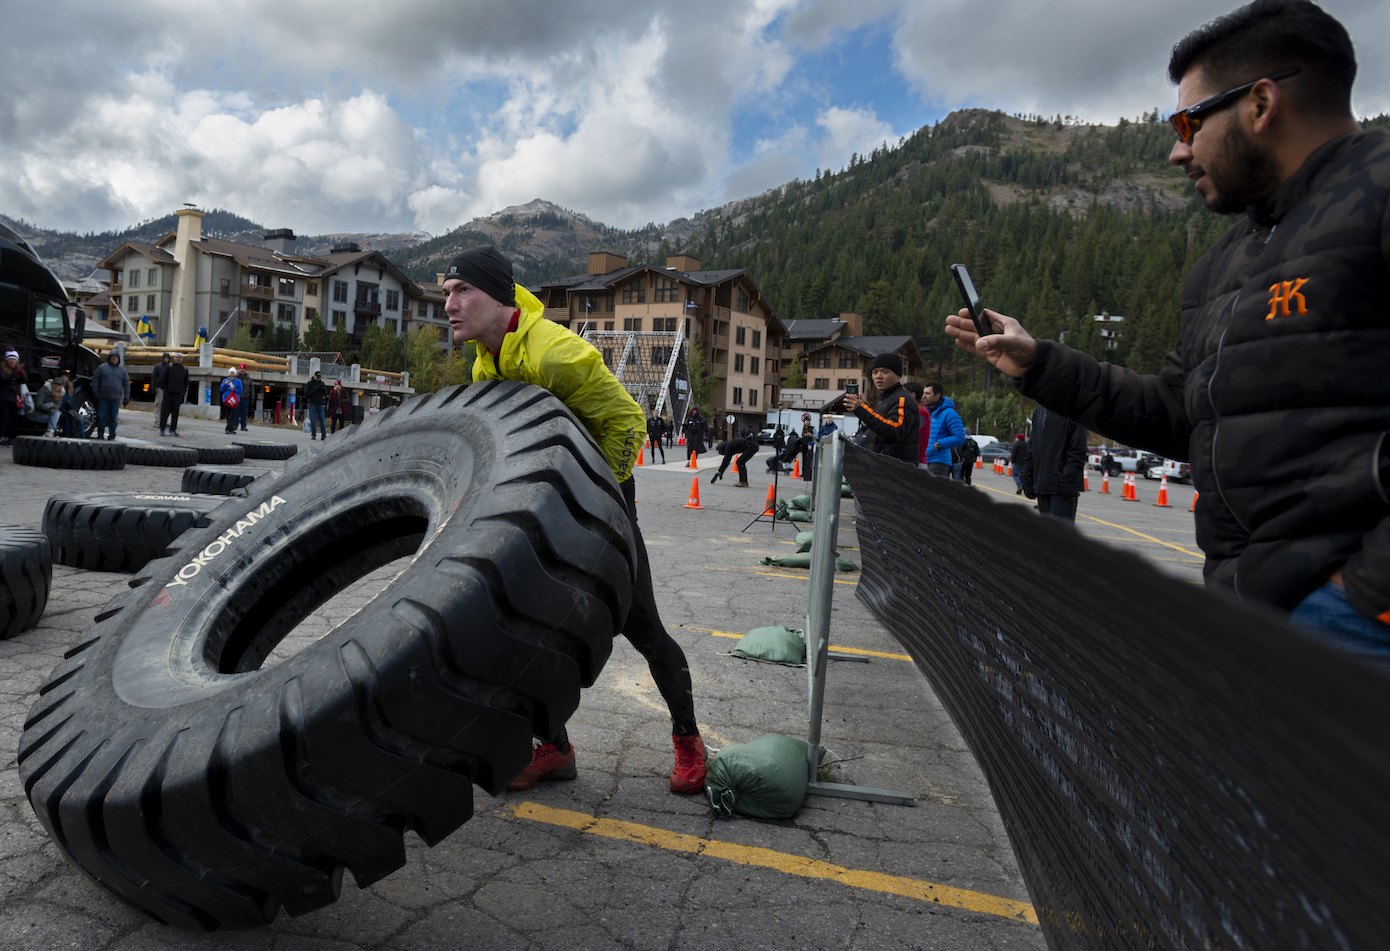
922, 380, 965, 478
220, 368, 243, 435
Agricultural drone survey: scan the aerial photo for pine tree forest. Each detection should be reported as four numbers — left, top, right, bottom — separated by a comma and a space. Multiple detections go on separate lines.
685, 110, 1252, 392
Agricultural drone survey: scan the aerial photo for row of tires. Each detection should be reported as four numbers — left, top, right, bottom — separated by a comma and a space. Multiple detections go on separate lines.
4, 382, 637, 933
11, 436, 297, 470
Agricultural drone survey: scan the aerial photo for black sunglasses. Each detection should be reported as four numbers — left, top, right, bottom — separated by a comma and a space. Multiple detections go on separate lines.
1169, 67, 1301, 144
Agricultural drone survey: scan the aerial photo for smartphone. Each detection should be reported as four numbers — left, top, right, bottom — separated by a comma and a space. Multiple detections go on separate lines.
950, 264, 992, 338
845, 381, 859, 395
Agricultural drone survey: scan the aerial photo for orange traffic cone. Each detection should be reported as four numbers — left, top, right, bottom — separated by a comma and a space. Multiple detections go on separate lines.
1125, 473, 1140, 502
975, 457, 983, 469
761, 483, 776, 516
1083, 471, 1090, 492
1007, 463, 1013, 478
687, 450, 697, 469
683, 477, 703, 509
1101, 471, 1110, 494
636, 445, 644, 467
1154, 475, 1171, 507
1190, 489, 1199, 513
678, 434, 686, 446
792, 457, 801, 479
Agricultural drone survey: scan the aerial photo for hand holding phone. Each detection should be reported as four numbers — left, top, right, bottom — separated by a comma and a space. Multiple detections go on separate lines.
950, 264, 992, 338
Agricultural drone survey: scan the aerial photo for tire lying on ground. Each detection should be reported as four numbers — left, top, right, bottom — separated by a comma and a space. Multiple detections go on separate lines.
19, 381, 636, 931
13, 436, 125, 470
43, 492, 227, 573
1, 526, 53, 639
232, 439, 297, 461
125, 444, 200, 468
182, 465, 273, 496
195, 445, 246, 465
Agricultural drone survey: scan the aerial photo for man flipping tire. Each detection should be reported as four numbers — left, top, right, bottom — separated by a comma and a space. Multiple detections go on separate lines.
443, 246, 707, 795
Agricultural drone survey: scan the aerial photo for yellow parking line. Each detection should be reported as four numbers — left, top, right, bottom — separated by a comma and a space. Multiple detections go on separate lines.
703, 564, 858, 586
504, 801, 1037, 924
671, 625, 913, 662
976, 485, 1203, 558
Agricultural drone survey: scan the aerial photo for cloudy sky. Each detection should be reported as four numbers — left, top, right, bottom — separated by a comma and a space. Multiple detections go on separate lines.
2, 0, 1385, 236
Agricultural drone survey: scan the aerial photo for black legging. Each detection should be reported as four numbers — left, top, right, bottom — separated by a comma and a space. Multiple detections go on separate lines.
718, 446, 757, 482
549, 476, 697, 750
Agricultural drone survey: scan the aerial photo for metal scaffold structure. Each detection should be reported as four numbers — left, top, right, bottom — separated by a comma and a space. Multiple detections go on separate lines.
581, 328, 690, 423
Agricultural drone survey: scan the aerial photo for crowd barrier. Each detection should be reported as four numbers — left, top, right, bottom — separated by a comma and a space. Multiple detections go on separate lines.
843, 444, 1389, 950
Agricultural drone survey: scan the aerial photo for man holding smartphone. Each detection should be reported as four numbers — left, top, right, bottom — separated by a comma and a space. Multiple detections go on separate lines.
944, 0, 1390, 665
844, 352, 919, 461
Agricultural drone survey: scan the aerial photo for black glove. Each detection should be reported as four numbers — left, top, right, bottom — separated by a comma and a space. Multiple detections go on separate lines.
122, 398, 129, 407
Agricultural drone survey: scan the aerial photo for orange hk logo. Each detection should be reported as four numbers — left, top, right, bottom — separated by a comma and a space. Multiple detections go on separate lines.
1266, 278, 1309, 320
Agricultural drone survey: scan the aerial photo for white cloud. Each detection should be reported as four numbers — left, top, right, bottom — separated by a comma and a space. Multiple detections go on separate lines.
815, 105, 896, 170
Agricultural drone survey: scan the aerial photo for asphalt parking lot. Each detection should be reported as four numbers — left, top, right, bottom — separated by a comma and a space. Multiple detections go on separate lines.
0, 410, 1206, 950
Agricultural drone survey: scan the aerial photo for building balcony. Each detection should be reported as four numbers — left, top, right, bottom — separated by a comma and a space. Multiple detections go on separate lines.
710, 333, 729, 350
242, 312, 269, 326
241, 283, 274, 301
543, 307, 570, 323
765, 345, 779, 362
354, 300, 382, 317
708, 305, 731, 321
765, 368, 779, 384
708, 360, 728, 379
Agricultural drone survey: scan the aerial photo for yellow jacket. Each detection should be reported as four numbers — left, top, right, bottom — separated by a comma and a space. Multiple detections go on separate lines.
471, 284, 645, 482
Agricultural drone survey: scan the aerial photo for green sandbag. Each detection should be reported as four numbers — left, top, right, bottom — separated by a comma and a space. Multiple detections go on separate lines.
731, 625, 805, 665
794, 531, 814, 553
841, 485, 854, 498
789, 494, 812, 511
759, 554, 859, 571
706, 734, 811, 819
786, 509, 812, 523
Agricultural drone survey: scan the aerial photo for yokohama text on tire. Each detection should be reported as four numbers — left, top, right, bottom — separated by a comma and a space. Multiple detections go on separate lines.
19, 381, 636, 931
44, 492, 227, 573
0, 526, 53, 639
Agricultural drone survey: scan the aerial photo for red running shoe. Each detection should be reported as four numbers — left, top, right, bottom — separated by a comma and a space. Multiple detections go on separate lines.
670, 734, 707, 794
507, 743, 577, 791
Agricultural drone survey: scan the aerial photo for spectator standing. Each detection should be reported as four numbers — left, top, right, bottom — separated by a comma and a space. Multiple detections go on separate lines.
305, 370, 328, 440
921, 381, 966, 478
150, 353, 171, 426
1019, 407, 1088, 521
902, 381, 932, 469
772, 425, 786, 457
647, 413, 666, 463
92, 351, 130, 441
327, 379, 351, 433
1013, 434, 1030, 494
219, 368, 242, 436
235, 364, 251, 431
844, 352, 919, 462
711, 434, 757, 485
159, 352, 189, 437
958, 435, 980, 485
682, 409, 706, 455
0, 349, 24, 446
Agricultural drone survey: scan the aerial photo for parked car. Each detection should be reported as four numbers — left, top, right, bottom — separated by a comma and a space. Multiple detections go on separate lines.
1146, 459, 1192, 483
977, 444, 1013, 464
757, 426, 782, 445
1088, 448, 1160, 476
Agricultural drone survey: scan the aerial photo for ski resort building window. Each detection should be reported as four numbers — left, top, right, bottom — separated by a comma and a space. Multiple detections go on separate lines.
814, 377, 829, 388
749, 389, 757, 407
655, 277, 679, 302
751, 356, 760, 375
733, 387, 743, 405
386, 290, 399, 311
734, 354, 744, 373
146, 295, 156, 312
333, 280, 348, 303
278, 277, 296, 297
752, 330, 761, 349
129, 270, 140, 288
278, 303, 295, 322
624, 318, 642, 331
736, 290, 749, 313
148, 268, 158, 286
810, 354, 831, 368
622, 280, 645, 304
220, 279, 231, 298
735, 326, 746, 346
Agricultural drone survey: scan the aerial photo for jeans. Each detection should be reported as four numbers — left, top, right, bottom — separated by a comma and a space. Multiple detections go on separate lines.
236, 400, 249, 430
927, 463, 952, 478
59, 395, 82, 437
1290, 581, 1390, 673
96, 399, 120, 438
307, 404, 326, 437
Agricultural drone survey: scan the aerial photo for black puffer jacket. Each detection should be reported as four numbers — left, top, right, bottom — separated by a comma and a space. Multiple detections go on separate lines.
1020, 407, 1087, 499
1020, 130, 1390, 617
852, 382, 920, 463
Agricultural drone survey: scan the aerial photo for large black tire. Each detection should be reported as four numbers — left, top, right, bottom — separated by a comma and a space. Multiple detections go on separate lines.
1, 526, 53, 639
125, 444, 200, 468
44, 492, 226, 572
19, 381, 635, 931
182, 466, 273, 496
195, 445, 246, 465
232, 440, 297, 460
13, 436, 125, 470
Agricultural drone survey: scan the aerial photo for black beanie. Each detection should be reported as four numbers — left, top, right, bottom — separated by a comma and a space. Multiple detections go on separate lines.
871, 352, 903, 376
443, 245, 516, 306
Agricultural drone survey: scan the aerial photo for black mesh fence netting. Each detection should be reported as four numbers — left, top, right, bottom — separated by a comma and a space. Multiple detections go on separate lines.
841, 443, 1390, 951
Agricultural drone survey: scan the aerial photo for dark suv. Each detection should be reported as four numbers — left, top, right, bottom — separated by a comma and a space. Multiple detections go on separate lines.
1, 221, 100, 435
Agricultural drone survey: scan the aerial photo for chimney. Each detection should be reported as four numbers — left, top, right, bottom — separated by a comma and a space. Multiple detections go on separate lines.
666, 254, 702, 272
263, 228, 297, 256
588, 250, 627, 275
331, 241, 362, 254
436, 273, 446, 284
169, 207, 205, 346
838, 312, 863, 337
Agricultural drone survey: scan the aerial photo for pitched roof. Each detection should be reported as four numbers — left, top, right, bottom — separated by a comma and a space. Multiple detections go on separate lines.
777, 388, 847, 412
190, 237, 317, 277
804, 334, 920, 363
110, 241, 177, 265
782, 319, 845, 340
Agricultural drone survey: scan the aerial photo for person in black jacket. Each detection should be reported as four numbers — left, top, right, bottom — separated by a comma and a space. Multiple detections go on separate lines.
712, 435, 757, 486
158, 352, 189, 437
958, 434, 980, 486
1019, 407, 1088, 521
647, 413, 666, 463
150, 353, 171, 427
946, 1, 1390, 660
305, 370, 328, 440
844, 352, 919, 463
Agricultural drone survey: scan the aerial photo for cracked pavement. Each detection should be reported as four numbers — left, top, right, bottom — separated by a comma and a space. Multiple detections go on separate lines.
0, 409, 1046, 950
